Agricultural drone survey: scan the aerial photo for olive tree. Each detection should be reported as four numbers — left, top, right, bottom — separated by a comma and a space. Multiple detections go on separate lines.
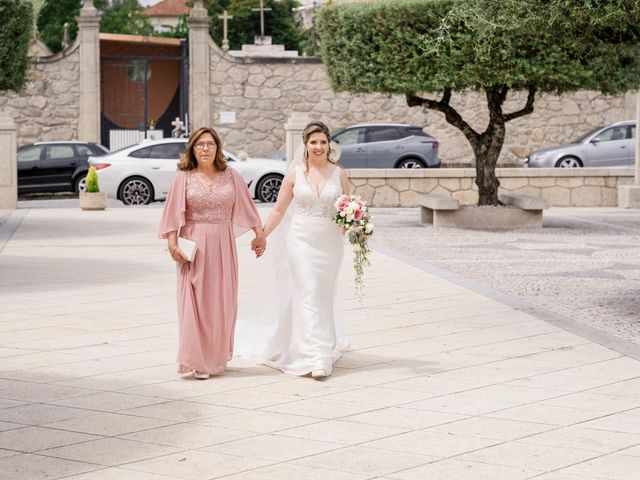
0, 0, 33, 92
316, 0, 640, 205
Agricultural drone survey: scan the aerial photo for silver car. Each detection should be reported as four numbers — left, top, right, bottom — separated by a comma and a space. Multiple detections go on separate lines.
332, 123, 440, 168
525, 120, 636, 168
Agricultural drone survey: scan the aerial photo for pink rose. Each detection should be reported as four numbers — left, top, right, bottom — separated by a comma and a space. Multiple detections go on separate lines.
354, 209, 364, 220
338, 200, 348, 210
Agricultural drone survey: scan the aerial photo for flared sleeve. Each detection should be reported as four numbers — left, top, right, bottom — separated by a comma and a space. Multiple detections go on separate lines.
230, 168, 262, 237
158, 170, 187, 239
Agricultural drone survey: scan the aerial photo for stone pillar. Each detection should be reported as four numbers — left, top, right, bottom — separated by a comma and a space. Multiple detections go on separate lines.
188, 1, 211, 131
0, 115, 17, 209
284, 111, 311, 166
77, 0, 101, 143
618, 90, 640, 208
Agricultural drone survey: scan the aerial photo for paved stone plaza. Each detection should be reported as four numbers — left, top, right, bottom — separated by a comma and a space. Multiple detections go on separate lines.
372, 207, 640, 345
1, 205, 640, 479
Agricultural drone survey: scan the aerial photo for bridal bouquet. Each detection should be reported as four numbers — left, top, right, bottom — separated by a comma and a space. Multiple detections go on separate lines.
333, 194, 374, 298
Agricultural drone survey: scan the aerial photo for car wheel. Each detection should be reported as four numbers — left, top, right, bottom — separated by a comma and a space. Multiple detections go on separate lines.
74, 174, 87, 193
256, 174, 283, 203
555, 156, 582, 168
119, 177, 154, 205
397, 158, 426, 168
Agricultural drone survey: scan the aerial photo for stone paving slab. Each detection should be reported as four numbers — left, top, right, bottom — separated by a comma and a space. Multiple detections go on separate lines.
0, 206, 640, 479
371, 206, 640, 345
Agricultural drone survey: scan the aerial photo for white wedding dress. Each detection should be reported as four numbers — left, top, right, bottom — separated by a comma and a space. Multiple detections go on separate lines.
236, 165, 348, 376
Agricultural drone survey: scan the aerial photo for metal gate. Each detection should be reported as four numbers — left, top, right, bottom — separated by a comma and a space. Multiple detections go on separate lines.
100, 37, 188, 150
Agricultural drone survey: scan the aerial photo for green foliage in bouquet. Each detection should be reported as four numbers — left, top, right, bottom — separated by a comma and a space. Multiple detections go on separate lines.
85, 165, 99, 193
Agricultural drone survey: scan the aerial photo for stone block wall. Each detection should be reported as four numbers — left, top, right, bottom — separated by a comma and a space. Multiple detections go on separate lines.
0, 30, 635, 163
348, 168, 634, 207
0, 44, 80, 147
208, 41, 636, 167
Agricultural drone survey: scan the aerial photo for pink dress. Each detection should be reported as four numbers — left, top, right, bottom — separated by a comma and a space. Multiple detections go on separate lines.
158, 168, 261, 375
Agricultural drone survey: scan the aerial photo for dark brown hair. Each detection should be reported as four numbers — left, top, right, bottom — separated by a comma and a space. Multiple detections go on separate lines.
302, 121, 335, 174
177, 127, 227, 171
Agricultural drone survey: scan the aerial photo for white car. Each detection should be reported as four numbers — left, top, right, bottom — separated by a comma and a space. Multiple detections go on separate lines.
90, 138, 286, 205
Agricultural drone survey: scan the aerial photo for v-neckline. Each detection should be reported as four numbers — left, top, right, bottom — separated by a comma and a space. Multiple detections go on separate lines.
193, 170, 223, 192
303, 165, 337, 198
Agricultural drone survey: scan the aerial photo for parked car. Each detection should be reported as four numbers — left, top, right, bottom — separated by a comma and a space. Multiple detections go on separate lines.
332, 123, 440, 168
91, 138, 287, 205
268, 124, 440, 168
524, 120, 636, 168
18, 141, 109, 194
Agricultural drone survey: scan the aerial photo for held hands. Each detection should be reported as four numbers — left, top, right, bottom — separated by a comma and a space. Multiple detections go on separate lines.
251, 234, 266, 258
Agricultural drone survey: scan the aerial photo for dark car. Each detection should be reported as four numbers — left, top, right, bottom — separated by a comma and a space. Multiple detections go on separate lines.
332, 123, 440, 168
18, 141, 109, 194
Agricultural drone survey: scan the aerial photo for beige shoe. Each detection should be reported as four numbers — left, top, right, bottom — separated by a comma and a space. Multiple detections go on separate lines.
311, 369, 327, 379
194, 371, 210, 380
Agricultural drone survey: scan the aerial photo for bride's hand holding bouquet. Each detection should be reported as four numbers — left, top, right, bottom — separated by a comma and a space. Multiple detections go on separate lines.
333, 194, 374, 298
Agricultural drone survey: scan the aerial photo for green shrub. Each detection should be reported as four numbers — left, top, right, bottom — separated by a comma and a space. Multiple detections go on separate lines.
0, 0, 33, 92
37, 0, 80, 54
85, 166, 99, 193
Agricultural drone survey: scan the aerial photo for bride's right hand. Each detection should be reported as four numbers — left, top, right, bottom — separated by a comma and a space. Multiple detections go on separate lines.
251, 238, 266, 258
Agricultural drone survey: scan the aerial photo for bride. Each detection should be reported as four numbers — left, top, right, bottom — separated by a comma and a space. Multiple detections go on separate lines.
247, 121, 350, 379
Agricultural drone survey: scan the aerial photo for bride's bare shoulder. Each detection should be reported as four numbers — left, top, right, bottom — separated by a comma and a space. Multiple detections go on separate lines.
283, 168, 297, 186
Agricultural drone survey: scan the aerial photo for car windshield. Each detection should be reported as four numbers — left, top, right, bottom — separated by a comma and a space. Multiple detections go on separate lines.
574, 126, 604, 144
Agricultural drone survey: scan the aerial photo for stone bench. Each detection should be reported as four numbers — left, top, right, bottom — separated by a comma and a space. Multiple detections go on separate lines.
499, 192, 549, 211
416, 193, 460, 224
417, 192, 548, 228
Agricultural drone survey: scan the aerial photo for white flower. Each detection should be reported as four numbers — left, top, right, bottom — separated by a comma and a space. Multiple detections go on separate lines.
365, 223, 374, 234
339, 211, 346, 217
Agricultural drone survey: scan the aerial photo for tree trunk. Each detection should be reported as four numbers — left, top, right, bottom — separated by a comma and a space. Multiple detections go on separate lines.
406, 85, 535, 206
472, 87, 508, 206
472, 117, 506, 206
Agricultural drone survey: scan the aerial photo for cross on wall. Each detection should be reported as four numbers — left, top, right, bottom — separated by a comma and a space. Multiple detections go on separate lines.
217, 10, 233, 52
252, 0, 272, 44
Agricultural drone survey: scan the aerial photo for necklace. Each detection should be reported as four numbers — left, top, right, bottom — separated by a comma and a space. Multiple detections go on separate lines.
195, 171, 219, 190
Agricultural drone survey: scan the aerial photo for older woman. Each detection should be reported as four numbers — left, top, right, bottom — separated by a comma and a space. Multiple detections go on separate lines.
159, 127, 265, 379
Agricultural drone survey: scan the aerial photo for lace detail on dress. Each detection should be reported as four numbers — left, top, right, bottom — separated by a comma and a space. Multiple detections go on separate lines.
292, 166, 342, 218
185, 169, 234, 223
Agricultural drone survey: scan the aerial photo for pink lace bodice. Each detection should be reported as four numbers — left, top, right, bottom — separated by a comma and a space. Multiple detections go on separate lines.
185, 169, 234, 223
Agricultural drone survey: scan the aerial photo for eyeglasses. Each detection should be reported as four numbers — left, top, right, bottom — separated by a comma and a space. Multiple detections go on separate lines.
195, 141, 216, 151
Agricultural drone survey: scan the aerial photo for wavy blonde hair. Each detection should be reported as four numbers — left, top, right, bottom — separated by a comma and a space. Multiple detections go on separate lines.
177, 127, 227, 171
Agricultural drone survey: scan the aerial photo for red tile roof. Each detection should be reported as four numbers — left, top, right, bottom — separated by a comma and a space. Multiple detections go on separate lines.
143, 0, 190, 17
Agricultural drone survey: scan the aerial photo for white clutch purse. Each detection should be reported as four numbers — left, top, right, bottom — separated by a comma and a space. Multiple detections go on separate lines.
178, 236, 197, 262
